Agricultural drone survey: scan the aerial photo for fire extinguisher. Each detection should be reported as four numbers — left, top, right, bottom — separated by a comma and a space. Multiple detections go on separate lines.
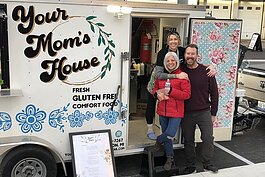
140, 33, 151, 63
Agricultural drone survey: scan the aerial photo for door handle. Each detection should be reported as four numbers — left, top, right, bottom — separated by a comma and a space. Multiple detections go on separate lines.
111, 85, 121, 111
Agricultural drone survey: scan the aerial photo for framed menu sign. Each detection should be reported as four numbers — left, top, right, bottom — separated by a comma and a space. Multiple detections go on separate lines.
69, 129, 117, 177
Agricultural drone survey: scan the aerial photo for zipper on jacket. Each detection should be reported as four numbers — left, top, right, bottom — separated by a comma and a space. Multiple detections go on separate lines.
164, 100, 167, 116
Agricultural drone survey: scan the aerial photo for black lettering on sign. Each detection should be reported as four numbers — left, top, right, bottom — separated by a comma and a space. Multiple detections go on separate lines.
40, 57, 100, 82
24, 31, 91, 58
12, 5, 69, 34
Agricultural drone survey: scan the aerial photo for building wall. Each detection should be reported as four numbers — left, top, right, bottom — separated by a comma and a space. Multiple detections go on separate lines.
127, 0, 265, 40
206, 1, 231, 19
238, 1, 263, 39
206, 0, 264, 39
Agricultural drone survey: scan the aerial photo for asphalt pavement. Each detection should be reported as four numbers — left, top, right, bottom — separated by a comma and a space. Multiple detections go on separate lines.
56, 40, 265, 177
56, 117, 265, 177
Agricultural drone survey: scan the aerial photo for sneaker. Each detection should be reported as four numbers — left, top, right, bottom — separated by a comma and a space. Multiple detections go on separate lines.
147, 131, 157, 140
182, 166, 196, 175
203, 164, 218, 173
164, 157, 175, 171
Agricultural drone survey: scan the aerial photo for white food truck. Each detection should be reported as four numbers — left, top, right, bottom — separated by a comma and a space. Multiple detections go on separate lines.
0, 1, 240, 177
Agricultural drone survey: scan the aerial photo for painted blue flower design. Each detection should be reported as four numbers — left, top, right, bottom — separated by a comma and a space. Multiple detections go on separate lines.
95, 108, 119, 125
16, 104, 46, 133
120, 102, 128, 112
49, 103, 70, 132
121, 118, 127, 127
117, 100, 127, 127
85, 111, 93, 121
68, 110, 86, 127
95, 110, 103, 120
0, 112, 12, 131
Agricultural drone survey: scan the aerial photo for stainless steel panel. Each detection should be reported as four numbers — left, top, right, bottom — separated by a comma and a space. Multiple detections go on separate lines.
238, 72, 265, 101
245, 59, 265, 71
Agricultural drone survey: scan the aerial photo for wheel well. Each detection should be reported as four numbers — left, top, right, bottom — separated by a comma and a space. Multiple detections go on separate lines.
0, 144, 57, 177
0, 144, 67, 176
5, 144, 51, 156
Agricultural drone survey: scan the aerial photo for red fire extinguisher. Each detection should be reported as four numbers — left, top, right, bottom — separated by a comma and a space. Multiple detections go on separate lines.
140, 33, 151, 63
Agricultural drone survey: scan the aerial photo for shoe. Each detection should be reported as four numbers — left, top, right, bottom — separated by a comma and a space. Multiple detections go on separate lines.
182, 166, 196, 175
203, 164, 218, 173
147, 131, 157, 140
164, 157, 175, 171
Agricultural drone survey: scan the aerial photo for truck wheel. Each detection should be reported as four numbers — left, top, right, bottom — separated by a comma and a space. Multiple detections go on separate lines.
0, 145, 57, 177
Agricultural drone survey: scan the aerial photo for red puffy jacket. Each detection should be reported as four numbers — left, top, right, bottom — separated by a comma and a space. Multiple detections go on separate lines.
152, 68, 191, 118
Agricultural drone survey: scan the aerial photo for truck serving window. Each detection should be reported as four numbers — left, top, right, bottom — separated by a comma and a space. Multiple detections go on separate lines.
0, 4, 10, 89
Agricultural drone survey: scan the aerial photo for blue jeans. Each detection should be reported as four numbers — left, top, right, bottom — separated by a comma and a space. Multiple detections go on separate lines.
157, 116, 182, 157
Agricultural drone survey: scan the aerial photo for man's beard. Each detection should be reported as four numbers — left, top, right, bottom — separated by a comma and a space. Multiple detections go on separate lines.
186, 57, 196, 66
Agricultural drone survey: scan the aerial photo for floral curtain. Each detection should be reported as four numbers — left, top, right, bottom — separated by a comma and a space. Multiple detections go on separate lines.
189, 19, 242, 128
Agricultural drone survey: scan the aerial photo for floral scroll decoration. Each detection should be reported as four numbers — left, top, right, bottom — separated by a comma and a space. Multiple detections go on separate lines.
86, 16, 116, 79
49, 104, 94, 131
0, 112, 12, 131
16, 104, 46, 133
49, 103, 70, 132
13, 101, 125, 133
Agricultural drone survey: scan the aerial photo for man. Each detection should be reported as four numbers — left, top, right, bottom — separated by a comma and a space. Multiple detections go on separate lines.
180, 44, 219, 174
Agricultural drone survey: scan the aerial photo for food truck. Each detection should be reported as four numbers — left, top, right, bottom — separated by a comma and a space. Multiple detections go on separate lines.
0, 0, 242, 176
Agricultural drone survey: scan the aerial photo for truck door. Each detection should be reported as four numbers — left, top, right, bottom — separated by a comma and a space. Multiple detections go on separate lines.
128, 15, 188, 150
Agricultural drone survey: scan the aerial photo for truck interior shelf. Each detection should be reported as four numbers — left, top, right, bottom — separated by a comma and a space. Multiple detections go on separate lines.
0, 89, 23, 97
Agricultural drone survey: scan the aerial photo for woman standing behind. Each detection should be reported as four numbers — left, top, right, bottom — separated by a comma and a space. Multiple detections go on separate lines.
156, 32, 186, 80
152, 52, 191, 171
146, 32, 186, 140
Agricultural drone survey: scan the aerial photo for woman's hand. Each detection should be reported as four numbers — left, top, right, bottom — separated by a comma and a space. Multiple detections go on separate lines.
176, 72, 189, 80
206, 64, 216, 77
157, 89, 169, 101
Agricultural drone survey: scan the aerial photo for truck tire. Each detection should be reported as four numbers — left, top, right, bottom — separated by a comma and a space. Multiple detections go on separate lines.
0, 145, 57, 177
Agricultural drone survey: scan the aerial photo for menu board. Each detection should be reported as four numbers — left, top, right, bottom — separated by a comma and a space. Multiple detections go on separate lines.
69, 130, 117, 177
248, 33, 259, 50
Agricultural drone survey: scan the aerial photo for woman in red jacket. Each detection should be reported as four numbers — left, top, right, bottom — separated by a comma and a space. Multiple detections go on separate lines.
152, 51, 191, 171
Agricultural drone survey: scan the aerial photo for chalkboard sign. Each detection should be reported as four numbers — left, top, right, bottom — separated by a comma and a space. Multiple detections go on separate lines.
69, 130, 117, 177
248, 33, 263, 51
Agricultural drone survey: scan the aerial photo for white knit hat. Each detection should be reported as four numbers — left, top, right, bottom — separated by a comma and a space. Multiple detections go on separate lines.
163, 52, 180, 73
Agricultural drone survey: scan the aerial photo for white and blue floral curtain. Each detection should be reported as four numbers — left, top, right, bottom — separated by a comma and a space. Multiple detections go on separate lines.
189, 18, 242, 129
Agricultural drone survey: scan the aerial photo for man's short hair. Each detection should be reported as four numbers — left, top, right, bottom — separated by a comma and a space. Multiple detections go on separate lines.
185, 44, 198, 54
